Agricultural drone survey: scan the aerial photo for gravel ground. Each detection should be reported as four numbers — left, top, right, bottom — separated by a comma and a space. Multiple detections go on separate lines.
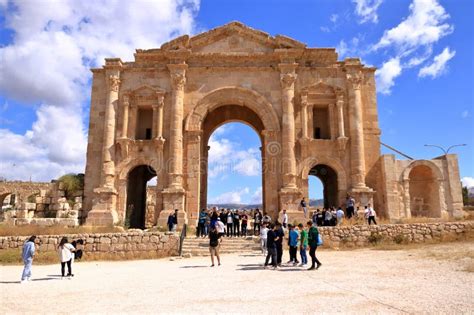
1, 242, 473, 314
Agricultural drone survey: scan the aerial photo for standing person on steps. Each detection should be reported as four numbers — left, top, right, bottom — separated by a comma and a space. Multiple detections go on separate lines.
307, 221, 322, 270
254, 208, 262, 235
300, 197, 308, 218
281, 209, 288, 229
20, 235, 36, 283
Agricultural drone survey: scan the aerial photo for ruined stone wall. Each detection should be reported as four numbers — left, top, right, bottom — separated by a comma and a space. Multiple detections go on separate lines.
318, 221, 473, 248
0, 231, 179, 257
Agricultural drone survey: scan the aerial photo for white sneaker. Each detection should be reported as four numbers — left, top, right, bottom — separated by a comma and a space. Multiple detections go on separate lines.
27, 277, 32, 281
20, 280, 27, 284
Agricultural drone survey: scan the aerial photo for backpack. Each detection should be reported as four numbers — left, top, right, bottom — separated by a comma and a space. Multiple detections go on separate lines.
317, 234, 323, 246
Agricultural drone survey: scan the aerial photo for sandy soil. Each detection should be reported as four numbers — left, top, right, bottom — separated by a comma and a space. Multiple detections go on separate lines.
1, 242, 473, 314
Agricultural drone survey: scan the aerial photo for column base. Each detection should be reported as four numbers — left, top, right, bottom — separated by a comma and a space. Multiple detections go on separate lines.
157, 187, 187, 228
349, 186, 375, 215
85, 187, 118, 226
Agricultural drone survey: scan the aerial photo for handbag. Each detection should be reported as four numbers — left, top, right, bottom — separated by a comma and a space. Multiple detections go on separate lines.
317, 234, 323, 246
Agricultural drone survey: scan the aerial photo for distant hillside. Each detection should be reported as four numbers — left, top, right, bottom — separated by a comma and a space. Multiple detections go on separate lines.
207, 203, 262, 210
207, 198, 324, 209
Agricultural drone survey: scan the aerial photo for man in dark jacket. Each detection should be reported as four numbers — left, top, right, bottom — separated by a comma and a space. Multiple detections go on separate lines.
275, 222, 284, 266
307, 221, 322, 270
264, 224, 279, 269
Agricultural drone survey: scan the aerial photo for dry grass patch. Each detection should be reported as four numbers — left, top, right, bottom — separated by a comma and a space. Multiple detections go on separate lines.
0, 248, 58, 265
0, 223, 124, 237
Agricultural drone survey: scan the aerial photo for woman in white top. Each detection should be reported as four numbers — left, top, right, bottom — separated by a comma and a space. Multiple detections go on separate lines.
58, 237, 75, 278
260, 224, 269, 256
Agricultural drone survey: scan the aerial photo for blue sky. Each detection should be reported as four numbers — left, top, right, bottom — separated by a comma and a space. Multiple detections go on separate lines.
0, 0, 473, 204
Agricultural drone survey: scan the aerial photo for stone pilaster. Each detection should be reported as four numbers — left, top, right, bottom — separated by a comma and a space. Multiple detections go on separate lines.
279, 63, 298, 189
160, 63, 187, 226
347, 70, 367, 189
278, 63, 301, 215
87, 63, 122, 226
166, 63, 187, 190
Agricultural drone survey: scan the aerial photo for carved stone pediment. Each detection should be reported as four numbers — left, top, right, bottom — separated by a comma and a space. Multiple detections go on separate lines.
160, 21, 306, 54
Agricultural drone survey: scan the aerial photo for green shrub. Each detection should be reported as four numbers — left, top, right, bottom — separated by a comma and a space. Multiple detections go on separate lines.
368, 232, 384, 245
393, 234, 408, 244
57, 173, 84, 200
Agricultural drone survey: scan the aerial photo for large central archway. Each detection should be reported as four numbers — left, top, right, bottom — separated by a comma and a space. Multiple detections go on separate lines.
184, 87, 281, 221
201, 106, 264, 210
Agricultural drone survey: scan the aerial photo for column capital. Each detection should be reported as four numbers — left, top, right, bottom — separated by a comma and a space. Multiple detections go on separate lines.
335, 87, 345, 102
123, 94, 130, 105
168, 64, 187, 90
346, 71, 363, 90
107, 74, 121, 92
301, 93, 308, 106
280, 72, 297, 89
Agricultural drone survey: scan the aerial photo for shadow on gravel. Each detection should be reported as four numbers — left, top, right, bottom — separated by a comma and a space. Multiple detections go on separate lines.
180, 265, 208, 269
0, 277, 58, 284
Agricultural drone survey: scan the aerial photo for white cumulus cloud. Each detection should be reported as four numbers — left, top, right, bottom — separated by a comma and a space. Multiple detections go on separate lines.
376, 57, 402, 95
373, 0, 453, 51
208, 134, 261, 179
418, 47, 456, 78
372, 0, 453, 94
210, 187, 250, 204
0, 0, 200, 181
462, 177, 474, 188
353, 0, 383, 24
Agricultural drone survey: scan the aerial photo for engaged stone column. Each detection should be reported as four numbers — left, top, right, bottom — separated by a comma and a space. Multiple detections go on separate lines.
101, 73, 120, 189
121, 95, 129, 139
155, 94, 164, 139
279, 63, 298, 188
167, 64, 187, 189
301, 93, 308, 139
336, 91, 345, 138
329, 103, 336, 140
347, 71, 366, 189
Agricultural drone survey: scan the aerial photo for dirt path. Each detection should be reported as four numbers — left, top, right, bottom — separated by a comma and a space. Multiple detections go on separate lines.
1, 242, 473, 314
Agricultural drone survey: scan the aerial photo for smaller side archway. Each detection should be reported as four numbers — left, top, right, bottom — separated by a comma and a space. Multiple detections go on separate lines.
308, 164, 339, 208
405, 163, 442, 218
125, 165, 157, 229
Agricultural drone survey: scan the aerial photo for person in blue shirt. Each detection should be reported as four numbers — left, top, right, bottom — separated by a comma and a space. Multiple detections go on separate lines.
21, 235, 36, 283
287, 225, 300, 265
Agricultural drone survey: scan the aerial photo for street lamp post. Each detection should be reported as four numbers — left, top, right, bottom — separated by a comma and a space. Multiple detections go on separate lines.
424, 144, 467, 156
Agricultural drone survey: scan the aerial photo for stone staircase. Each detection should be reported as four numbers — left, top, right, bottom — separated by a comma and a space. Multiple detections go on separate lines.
181, 236, 262, 256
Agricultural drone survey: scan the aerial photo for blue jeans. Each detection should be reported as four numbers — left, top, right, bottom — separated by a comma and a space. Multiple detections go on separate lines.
21, 258, 32, 280
300, 245, 308, 264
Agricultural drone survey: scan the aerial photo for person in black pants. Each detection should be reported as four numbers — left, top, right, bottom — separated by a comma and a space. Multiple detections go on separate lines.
226, 210, 234, 237
254, 209, 262, 235
264, 224, 279, 269
307, 221, 322, 270
274, 222, 284, 266
233, 210, 240, 237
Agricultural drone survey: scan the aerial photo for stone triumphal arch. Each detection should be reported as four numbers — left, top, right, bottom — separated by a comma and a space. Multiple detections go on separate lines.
83, 22, 464, 228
